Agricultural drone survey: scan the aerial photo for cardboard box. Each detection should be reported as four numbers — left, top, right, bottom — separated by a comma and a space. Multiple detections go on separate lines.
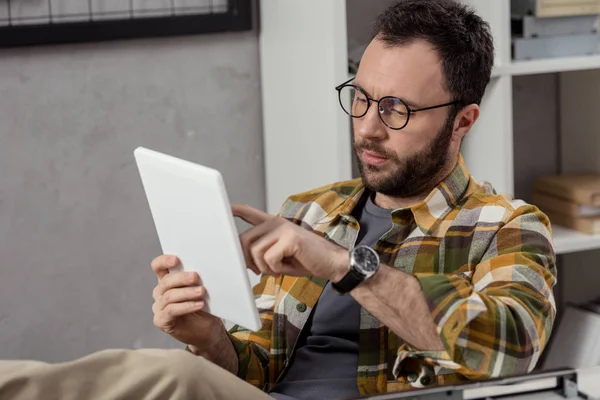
511, 15, 599, 39
534, 173, 600, 207
542, 208, 600, 234
512, 0, 600, 18
513, 33, 600, 61
531, 191, 600, 217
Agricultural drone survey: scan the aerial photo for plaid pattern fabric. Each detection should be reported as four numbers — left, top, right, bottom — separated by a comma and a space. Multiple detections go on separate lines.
228, 154, 557, 395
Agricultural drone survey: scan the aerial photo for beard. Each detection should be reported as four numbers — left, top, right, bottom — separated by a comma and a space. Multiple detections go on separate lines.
353, 115, 454, 198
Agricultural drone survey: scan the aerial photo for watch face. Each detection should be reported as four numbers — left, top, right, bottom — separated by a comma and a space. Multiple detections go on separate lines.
353, 246, 379, 273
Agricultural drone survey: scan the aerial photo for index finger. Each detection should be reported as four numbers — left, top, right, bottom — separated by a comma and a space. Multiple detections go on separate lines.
151, 255, 180, 279
232, 204, 274, 226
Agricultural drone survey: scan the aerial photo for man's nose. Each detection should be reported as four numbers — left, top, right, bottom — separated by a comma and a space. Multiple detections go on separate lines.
355, 103, 387, 141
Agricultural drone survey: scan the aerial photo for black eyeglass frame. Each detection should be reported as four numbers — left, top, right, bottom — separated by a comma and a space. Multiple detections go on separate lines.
335, 77, 461, 130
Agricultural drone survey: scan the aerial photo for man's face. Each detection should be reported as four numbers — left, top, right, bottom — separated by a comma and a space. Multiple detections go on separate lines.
352, 39, 458, 198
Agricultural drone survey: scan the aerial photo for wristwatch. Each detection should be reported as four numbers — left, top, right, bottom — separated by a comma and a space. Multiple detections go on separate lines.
332, 245, 380, 294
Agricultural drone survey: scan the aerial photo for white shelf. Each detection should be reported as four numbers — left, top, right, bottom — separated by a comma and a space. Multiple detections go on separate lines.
368, 55, 600, 80
498, 54, 600, 77
553, 225, 600, 255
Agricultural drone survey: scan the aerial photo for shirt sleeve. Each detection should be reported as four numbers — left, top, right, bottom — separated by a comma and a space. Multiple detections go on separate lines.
227, 273, 281, 389
396, 204, 557, 379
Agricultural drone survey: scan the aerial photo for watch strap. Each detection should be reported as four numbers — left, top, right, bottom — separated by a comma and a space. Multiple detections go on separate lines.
332, 268, 365, 294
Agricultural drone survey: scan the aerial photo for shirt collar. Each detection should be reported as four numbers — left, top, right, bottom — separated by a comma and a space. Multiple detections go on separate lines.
336, 154, 471, 234
406, 153, 471, 234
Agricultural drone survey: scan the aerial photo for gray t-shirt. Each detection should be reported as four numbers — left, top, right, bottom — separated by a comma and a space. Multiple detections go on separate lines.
269, 193, 392, 400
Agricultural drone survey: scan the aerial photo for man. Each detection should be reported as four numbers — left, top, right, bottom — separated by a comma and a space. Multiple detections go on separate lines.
150, 0, 556, 398
0, 1, 556, 399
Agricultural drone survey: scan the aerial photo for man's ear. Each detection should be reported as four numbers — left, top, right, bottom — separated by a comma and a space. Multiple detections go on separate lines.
453, 104, 479, 140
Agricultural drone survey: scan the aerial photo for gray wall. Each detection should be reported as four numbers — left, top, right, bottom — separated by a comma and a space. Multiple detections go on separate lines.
0, 32, 265, 362
512, 74, 560, 201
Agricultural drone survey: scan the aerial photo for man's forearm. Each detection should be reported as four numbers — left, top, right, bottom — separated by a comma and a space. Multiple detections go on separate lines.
350, 265, 445, 351
188, 326, 238, 375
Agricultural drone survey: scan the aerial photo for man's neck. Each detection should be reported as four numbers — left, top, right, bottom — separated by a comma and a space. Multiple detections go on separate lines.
372, 155, 458, 210
373, 191, 428, 210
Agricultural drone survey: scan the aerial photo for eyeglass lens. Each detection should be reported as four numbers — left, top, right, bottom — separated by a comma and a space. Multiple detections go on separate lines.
338, 86, 409, 129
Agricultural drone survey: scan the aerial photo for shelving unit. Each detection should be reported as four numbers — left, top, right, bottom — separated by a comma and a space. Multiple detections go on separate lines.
258, 0, 600, 256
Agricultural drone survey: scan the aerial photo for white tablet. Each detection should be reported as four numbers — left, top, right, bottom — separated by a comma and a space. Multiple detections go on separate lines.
134, 147, 262, 332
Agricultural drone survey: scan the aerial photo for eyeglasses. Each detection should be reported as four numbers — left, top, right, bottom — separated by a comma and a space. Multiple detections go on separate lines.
335, 77, 460, 130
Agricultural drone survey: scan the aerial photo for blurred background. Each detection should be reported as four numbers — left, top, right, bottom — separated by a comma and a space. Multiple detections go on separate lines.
0, 0, 599, 377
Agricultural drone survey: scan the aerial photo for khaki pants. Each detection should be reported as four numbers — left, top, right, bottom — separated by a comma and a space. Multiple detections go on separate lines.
0, 348, 273, 400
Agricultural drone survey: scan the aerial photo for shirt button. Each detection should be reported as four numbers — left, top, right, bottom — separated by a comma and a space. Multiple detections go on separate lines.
296, 303, 307, 312
420, 376, 432, 386
406, 373, 418, 383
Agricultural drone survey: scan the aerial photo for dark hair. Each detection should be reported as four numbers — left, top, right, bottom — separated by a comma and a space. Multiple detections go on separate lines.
372, 0, 494, 106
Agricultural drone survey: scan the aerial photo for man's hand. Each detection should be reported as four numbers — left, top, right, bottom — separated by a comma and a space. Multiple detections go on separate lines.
151, 255, 237, 373
232, 204, 350, 282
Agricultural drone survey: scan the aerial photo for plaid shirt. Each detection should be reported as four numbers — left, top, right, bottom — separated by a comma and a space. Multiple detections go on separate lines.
228, 154, 557, 395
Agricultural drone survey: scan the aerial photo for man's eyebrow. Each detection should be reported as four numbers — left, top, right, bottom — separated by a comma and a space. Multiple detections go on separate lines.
352, 81, 370, 96
354, 81, 420, 109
